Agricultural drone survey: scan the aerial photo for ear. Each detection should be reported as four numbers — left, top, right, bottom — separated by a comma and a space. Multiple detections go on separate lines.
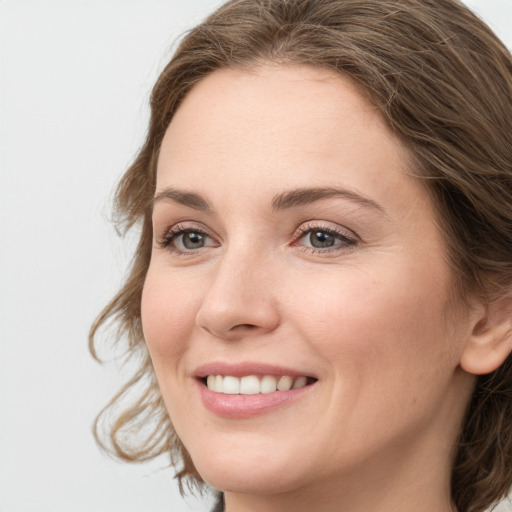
460, 294, 512, 375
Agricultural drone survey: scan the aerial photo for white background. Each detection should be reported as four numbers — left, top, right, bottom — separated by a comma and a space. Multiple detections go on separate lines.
1, 1, 511, 511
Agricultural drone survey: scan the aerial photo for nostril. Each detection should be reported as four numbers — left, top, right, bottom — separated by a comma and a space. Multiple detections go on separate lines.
232, 323, 258, 330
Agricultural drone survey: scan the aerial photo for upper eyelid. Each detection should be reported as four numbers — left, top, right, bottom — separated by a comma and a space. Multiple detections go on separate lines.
158, 221, 214, 237
155, 221, 215, 247
293, 220, 358, 240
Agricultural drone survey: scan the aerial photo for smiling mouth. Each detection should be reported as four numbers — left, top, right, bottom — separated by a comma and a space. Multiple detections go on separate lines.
202, 375, 317, 395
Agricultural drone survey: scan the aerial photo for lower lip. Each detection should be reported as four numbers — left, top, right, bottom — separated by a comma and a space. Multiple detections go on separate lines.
197, 380, 314, 419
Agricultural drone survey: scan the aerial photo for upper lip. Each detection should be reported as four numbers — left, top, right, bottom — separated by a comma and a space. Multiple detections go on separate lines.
193, 361, 317, 379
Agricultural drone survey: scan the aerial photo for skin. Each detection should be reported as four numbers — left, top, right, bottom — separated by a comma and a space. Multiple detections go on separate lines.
141, 65, 479, 512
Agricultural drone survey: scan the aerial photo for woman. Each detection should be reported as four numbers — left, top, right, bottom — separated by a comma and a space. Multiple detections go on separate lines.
90, 1, 512, 511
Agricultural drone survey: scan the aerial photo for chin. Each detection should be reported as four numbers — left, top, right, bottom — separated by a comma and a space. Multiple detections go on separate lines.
203, 471, 301, 497
190, 449, 308, 496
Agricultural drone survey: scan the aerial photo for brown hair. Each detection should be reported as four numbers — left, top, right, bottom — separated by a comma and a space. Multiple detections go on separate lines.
90, 1, 512, 510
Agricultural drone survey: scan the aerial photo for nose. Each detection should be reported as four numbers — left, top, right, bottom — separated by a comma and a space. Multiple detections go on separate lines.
195, 250, 281, 341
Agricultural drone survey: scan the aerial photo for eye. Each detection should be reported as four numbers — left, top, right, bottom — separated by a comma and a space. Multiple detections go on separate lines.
305, 230, 339, 249
294, 223, 357, 253
159, 223, 218, 254
179, 231, 208, 250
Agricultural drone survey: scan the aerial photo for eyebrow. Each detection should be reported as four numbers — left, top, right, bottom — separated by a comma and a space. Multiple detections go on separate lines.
152, 186, 385, 215
152, 187, 212, 212
271, 187, 385, 214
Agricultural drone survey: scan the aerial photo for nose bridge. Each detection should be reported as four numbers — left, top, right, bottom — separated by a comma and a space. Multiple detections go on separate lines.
195, 239, 280, 339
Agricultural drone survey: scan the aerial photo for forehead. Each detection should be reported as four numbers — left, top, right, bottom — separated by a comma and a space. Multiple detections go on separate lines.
156, 65, 422, 218
160, 65, 393, 163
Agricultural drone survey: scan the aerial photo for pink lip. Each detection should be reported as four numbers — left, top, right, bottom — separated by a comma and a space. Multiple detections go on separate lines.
197, 381, 314, 419
193, 361, 317, 419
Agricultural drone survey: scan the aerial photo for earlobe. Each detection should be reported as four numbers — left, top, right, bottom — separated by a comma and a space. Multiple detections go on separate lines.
460, 295, 512, 375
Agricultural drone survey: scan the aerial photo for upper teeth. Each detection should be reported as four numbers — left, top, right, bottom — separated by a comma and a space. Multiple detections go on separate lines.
206, 375, 308, 395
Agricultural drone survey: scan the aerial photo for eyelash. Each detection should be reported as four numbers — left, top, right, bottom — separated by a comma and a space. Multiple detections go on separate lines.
293, 223, 358, 253
158, 222, 358, 255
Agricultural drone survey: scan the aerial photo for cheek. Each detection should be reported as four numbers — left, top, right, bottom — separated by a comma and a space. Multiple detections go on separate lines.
283, 264, 466, 456
286, 260, 460, 394
140, 266, 199, 368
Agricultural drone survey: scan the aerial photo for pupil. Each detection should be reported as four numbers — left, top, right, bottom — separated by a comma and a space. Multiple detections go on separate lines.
183, 232, 204, 249
311, 231, 335, 248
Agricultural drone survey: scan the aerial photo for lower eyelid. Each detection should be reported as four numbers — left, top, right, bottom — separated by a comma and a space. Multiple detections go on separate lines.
296, 225, 356, 240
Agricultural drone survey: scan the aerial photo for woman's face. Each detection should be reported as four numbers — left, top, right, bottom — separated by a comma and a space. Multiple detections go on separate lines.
142, 65, 475, 499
